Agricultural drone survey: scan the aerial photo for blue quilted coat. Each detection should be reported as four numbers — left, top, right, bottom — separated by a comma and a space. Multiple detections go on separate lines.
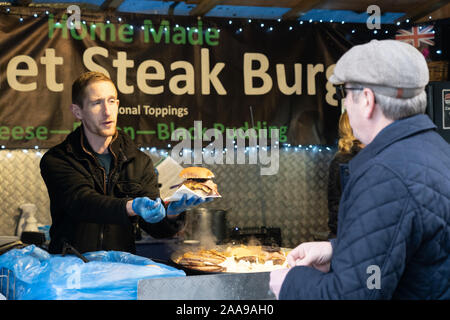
280, 114, 450, 299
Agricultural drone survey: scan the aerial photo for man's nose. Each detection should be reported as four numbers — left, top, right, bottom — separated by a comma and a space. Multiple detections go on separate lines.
103, 101, 114, 116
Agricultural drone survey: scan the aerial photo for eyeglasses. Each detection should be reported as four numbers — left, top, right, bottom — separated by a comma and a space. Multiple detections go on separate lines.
334, 84, 364, 101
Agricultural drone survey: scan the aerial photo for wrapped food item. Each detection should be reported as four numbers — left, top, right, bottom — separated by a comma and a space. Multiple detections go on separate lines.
178, 167, 220, 197
165, 167, 221, 202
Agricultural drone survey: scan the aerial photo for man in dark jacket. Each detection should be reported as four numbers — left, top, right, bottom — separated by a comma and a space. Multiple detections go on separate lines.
270, 40, 450, 299
40, 71, 209, 254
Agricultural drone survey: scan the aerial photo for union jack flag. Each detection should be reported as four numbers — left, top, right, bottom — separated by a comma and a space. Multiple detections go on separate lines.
395, 26, 435, 48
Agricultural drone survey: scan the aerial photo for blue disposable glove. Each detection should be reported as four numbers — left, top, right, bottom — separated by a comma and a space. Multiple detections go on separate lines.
167, 194, 214, 216
132, 197, 166, 223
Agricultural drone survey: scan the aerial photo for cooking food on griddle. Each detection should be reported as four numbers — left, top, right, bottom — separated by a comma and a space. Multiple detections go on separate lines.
176, 249, 227, 272
174, 245, 290, 273
226, 246, 286, 265
176, 167, 220, 197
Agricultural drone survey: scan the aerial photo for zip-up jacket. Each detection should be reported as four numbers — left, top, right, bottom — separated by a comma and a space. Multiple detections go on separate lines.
40, 126, 185, 254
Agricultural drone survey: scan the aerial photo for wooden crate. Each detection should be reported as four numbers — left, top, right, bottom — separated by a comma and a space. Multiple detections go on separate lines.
428, 61, 449, 81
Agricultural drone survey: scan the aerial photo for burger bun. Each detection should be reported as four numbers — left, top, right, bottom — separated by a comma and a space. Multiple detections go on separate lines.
179, 167, 214, 179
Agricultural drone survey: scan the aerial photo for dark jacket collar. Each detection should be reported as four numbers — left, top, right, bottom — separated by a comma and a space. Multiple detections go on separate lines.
349, 114, 436, 173
65, 126, 137, 163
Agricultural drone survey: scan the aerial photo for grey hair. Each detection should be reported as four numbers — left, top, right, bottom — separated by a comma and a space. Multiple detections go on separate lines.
373, 91, 427, 120
350, 83, 427, 121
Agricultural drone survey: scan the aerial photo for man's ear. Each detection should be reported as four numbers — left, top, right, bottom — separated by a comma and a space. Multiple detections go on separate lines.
363, 88, 376, 119
70, 104, 82, 120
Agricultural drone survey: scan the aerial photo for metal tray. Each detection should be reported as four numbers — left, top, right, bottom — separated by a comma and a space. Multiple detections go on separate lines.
138, 271, 276, 300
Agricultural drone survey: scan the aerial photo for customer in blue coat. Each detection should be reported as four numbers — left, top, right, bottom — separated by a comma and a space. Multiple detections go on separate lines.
270, 39, 450, 299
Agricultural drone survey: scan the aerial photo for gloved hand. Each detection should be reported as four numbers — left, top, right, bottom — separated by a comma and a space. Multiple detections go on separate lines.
269, 268, 290, 300
287, 241, 333, 273
167, 194, 213, 216
132, 197, 166, 223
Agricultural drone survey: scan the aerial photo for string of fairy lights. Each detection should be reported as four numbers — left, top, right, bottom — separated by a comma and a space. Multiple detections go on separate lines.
0, 5, 438, 33
0, 143, 335, 159
0, 5, 441, 55
0, 5, 442, 56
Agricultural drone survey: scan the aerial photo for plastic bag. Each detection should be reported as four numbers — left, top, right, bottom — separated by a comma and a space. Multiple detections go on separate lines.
0, 245, 185, 300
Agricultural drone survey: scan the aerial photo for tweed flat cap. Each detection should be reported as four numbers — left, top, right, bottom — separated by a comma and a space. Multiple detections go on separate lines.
330, 40, 429, 98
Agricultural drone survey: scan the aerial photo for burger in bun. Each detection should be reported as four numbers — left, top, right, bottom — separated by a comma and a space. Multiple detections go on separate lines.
177, 167, 220, 197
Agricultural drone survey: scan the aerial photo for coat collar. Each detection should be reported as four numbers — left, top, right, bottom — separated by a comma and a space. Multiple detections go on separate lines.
349, 114, 436, 173
65, 126, 137, 163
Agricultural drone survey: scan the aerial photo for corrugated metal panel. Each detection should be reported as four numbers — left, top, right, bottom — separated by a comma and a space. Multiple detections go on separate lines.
0, 148, 334, 248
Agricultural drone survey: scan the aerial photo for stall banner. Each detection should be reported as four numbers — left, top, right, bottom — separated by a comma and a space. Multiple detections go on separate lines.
0, 10, 376, 149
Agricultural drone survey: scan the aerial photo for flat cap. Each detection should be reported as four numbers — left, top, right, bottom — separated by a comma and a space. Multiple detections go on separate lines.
330, 40, 429, 98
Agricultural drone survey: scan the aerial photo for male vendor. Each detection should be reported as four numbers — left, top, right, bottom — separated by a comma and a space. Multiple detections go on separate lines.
40, 71, 209, 254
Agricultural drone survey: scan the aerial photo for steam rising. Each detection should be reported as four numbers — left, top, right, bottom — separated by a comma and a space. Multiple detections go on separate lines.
197, 213, 218, 248
184, 209, 218, 249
